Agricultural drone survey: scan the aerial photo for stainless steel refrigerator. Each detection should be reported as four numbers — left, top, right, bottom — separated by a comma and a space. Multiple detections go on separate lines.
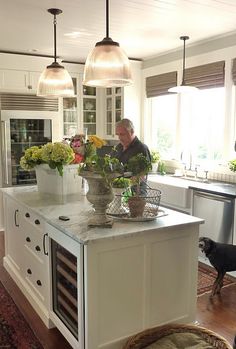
0, 93, 60, 187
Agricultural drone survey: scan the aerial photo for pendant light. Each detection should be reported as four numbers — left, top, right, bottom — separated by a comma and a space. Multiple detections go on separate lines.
83, 0, 133, 88
37, 8, 74, 98
168, 36, 198, 93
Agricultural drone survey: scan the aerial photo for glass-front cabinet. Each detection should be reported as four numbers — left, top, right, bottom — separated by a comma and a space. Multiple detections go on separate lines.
83, 85, 97, 135
105, 87, 123, 138
63, 78, 78, 137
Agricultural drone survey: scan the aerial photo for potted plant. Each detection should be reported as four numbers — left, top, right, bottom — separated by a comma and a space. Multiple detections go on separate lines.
107, 177, 131, 215
150, 150, 160, 173
125, 153, 152, 217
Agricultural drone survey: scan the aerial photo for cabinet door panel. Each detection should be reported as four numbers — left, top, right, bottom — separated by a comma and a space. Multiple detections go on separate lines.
5, 196, 23, 269
0, 70, 28, 91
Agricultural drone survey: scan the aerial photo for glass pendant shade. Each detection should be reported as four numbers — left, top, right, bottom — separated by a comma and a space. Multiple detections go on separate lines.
168, 85, 198, 93
37, 8, 74, 98
37, 62, 74, 97
83, 38, 132, 87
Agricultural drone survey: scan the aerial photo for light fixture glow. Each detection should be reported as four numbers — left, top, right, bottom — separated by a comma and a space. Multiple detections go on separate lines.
37, 8, 74, 98
168, 36, 198, 94
83, 0, 133, 88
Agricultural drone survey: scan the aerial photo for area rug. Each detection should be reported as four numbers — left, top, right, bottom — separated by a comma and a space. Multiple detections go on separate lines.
197, 262, 236, 296
0, 281, 43, 348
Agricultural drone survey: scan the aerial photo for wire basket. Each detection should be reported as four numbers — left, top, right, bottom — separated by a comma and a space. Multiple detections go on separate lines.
107, 187, 161, 219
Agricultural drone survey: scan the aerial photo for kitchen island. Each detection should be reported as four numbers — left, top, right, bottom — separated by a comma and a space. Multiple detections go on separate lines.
2, 186, 203, 349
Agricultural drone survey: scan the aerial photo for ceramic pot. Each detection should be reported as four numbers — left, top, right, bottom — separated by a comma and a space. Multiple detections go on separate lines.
128, 196, 146, 217
79, 171, 115, 227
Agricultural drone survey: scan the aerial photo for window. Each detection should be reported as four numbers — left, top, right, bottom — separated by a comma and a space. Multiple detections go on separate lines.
149, 87, 225, 164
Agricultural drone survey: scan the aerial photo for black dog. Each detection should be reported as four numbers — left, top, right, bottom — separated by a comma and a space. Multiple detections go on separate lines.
199, 237, 236, 297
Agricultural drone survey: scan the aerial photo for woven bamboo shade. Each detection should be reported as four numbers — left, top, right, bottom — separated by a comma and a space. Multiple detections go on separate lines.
146, 71, 177, 98
184, 61, 225, 89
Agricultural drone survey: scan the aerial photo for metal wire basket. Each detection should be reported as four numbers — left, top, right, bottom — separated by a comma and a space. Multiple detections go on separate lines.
107, 187, 162, 219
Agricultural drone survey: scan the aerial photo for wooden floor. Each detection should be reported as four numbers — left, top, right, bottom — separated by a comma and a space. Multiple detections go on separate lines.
0, 230, 236, 348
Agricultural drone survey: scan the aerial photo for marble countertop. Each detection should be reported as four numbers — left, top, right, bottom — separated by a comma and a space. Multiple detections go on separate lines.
148, 173, 236, 197
1, 186, 203, 245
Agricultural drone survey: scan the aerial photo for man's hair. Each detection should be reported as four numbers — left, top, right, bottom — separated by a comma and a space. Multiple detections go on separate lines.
116, 118, 134, 133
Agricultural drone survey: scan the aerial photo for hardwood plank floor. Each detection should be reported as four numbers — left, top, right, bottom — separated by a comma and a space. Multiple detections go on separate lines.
0, 230, 236, 348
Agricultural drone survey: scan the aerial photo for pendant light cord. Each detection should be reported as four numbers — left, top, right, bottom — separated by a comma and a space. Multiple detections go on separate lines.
182, 38, 186, 85
180, 35, 189, 85
106, 0, 109, 38
53, 13, 57, 63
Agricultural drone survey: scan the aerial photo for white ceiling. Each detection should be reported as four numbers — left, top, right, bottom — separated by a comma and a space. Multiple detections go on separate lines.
1, 0, 236, 63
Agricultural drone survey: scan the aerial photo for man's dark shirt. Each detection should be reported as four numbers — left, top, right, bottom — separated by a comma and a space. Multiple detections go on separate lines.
111, 136, 151, 165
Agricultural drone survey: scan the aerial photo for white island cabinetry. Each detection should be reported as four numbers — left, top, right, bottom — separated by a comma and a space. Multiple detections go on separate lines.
3, 194, 51, 328
2, 186, 203, 349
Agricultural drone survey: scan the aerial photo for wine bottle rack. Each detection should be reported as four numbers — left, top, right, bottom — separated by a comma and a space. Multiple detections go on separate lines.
51, 241, 78, 339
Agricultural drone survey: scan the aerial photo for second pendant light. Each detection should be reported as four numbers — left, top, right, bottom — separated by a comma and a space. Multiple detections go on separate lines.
83, 0, 133, 88
168, 36, 198, 93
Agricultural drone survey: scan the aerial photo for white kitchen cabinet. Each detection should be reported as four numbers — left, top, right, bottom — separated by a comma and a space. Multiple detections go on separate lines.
104, 87, 124, 139
0, 69, 41, 93
82, 85, 97, 135
2, 194, 52, 328
62, 77, 79, 138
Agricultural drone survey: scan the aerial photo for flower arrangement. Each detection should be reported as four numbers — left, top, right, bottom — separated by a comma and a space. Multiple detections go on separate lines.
20, 142, 75, 176
70, 134, 106, 164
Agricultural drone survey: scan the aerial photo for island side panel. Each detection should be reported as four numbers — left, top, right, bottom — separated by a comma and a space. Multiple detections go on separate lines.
84, 223, 200, 349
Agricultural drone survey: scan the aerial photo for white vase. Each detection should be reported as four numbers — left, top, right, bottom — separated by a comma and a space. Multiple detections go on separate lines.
35, 164, 83, 203
152, 162, 159, 173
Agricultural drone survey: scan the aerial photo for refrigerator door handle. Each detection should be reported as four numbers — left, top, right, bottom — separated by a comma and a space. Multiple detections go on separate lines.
1, 121, 9, 185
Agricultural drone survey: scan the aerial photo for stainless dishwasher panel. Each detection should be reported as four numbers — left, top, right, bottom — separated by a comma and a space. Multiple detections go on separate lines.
192, 190, 234, 245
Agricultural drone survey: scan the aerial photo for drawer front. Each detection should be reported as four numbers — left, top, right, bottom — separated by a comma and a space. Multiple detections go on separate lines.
22, 208, 44, 233
22, 248, 49, 305
21, 216, 48, 263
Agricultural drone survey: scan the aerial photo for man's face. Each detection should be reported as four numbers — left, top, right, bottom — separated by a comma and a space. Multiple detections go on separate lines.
116, 126, 134, 148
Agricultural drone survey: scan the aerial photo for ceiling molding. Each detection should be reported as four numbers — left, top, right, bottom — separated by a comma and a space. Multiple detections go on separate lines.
142, 32, 236, 69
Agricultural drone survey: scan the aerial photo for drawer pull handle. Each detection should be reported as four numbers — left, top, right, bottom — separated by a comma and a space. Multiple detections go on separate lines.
43, 233, 48, 256
36, 280, 42, 286
14, 209, 19, 227
27, 269, 32, 274
35, 245, 41, 252
26, 237, 31, 242
35, 219, 40, 225
25, 212, 30, 218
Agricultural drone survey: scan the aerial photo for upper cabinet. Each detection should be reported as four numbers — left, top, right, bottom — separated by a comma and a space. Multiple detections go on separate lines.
104, 87, 123, 139
62, 77, 79, 138
0, 69, 41, 93
82, 85, 97, 135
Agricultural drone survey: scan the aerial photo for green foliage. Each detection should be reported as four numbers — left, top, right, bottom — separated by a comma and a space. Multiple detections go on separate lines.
126, 153, 152, 192
20, 142, 75, 176
112, 177, 131, 188
150, 150, 160, 163
229, 159, 236, 172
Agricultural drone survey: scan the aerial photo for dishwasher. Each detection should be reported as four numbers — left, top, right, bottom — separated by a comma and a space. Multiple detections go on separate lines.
192, 190, 234, 253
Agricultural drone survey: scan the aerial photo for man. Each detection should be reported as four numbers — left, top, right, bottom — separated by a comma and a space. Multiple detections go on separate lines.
112, 118, 151, 165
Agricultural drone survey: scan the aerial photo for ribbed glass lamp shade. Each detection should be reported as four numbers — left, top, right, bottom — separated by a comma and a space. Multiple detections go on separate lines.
83, 39, 132, 87
37, 62, 74, 98
168, 85, 198, 93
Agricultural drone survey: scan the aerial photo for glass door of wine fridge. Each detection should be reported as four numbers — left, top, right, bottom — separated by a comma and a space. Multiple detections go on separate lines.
47, 221, 84, 349
1, 118, 52, 186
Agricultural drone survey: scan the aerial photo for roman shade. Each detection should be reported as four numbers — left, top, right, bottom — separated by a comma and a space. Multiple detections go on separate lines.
146, 71, 177, 98
231, 58, 236, 85
184, 61, 225, 89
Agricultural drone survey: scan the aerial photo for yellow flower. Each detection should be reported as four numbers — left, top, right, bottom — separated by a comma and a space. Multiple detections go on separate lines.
88, 135, 106, 148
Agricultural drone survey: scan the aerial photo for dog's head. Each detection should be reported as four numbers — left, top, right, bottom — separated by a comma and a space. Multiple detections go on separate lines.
199, 237, 215, 255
